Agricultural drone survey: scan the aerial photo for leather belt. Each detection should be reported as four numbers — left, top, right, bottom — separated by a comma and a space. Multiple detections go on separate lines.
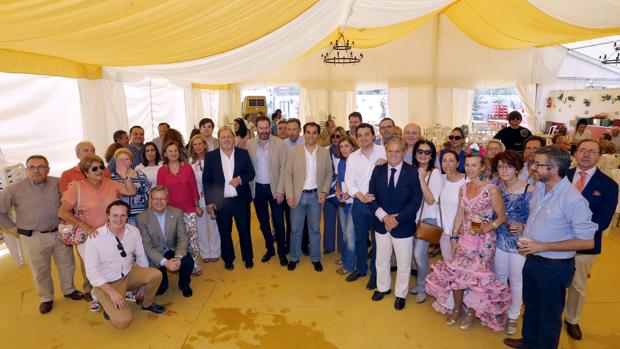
527, 254, 574, 264
302, 189, 317, 193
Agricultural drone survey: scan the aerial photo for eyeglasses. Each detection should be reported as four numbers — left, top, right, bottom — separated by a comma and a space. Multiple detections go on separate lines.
497, 165, 515, 171
448, 136, 463, 141
379, 125, 394, 130
90, 165, 105, 172
27, 165, 49, 172
115, 236, 127, 258
576, 148, 599, 155
532, 162, 553, 168
331, 134, 342, 139
416, 149, 432, 156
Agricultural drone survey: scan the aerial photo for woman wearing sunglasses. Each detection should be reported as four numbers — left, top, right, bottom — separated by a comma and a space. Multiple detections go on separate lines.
59, 155, 137, 311
110, 148, 151, 225
410, 140, 443, 304
437, 127, 466, 174
323, 126, 347, 255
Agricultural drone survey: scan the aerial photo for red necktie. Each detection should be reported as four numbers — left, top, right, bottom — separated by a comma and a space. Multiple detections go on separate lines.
574, 171, 587, 192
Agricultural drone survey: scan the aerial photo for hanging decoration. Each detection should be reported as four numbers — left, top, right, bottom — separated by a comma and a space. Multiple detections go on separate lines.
321, 33, 364, 65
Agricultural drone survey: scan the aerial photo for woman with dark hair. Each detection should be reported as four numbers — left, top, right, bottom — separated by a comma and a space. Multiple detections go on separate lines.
323, 126, 347, 257
104, 142, 125, 164
135, 142, 162, 186
426, 153, 509, 331
409, 140, 442, 303
571, 118, 591, 144
157, 140, 203, 275
438, 150, 468, 261
162, 128, 187, 157
334, 135, 359, 275
234, 118, 250, 149
437, 127, 466, 173
492, 150, 533, 335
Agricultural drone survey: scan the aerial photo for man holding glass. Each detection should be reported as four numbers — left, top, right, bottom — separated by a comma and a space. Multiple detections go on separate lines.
503, 146, 597, 349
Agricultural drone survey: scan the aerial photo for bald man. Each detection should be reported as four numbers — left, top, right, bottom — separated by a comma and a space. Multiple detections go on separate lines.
403, 123, 421, 164
610, 126, 620, 153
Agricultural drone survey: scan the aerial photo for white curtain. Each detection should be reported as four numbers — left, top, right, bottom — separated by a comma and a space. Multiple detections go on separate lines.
515, 84, 538, 129
299, 88, 329, 123
0, 73, 84, 175
77, 78, 128, 155
123, 76, 189, 141
329, 90, 356, 127
185, 87, 204, 132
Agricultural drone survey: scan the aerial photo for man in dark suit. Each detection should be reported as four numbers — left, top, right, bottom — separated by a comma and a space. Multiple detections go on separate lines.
136, 186, 194, 297
564, 139, 618, 340
203, 126, 256, 270
367, 137, 423, 310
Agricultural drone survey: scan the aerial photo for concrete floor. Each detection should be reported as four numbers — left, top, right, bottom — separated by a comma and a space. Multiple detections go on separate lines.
0, 222, 619, 348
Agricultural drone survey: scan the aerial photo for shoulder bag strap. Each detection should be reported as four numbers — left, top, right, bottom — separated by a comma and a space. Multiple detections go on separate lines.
417, 170, 432, 222
75, 183, 81, 214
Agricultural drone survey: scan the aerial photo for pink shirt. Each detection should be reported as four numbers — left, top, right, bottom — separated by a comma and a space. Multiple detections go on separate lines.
62, 178, 123, 229
157, 163, 199, 213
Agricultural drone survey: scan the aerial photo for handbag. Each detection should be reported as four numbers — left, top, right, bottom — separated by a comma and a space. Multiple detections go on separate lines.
58, 183, 87, 246
415, 171, 443, 244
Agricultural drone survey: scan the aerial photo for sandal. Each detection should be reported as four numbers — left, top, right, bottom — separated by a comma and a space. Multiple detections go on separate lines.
460, 310, 476, 330
335, 259, 343, 265
336, 267, 349, 275
446, 309, 461, 326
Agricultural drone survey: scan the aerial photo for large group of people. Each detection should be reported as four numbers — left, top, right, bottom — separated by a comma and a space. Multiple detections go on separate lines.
0, 110, 617, 349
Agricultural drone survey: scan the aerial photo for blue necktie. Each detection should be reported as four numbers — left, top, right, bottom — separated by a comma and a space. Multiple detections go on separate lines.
388, 168, 396, 193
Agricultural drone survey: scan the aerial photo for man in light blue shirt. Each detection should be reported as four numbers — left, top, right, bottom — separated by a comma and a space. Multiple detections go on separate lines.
504, 146, 596, 349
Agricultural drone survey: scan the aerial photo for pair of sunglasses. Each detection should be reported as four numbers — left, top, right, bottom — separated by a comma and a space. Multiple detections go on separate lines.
91, 165, 105, 172
115, 236, 127, 258
331, 134, 342, 139
448, 135, 462, 141
417, 149, 432, 156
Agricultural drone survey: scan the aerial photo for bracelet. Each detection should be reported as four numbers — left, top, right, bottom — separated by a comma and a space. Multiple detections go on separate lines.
450, 236, 459, 241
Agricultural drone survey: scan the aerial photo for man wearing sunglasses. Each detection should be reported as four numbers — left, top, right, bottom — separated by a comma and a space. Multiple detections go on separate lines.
85, 200, 166, 329
0, 155, 83, 314
493, 111, 532, 153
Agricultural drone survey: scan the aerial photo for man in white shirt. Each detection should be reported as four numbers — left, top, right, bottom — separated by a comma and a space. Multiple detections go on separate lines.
345, 123, 386, 290
284, 122, 333, 272
85, 200, 166, 330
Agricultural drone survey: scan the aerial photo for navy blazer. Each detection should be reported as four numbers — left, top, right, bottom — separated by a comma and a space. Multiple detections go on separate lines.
567, 168, 618, 254
368, 162, 423, 238
202, 147, 255, 209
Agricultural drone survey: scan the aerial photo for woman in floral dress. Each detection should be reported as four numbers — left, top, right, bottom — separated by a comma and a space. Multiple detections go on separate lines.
426, 154, 511, 331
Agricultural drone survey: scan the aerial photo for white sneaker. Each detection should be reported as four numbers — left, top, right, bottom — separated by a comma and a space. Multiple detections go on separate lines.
125, 291, 136, 302
506, 319, 518, 335
89, 301, 101, 312
415, 292, 427, 304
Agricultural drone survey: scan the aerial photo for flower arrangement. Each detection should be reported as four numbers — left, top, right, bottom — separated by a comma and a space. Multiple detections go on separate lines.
465, 143, 486, 157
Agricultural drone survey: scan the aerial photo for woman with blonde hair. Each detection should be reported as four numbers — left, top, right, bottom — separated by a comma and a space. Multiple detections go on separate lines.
111, 148, 151, 225
188, 134, 221, 263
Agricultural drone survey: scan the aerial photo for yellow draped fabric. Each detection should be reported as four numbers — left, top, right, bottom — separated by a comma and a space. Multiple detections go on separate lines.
0, 0, 317, 76
444, 0, 620, 49
1, 0, 620, 80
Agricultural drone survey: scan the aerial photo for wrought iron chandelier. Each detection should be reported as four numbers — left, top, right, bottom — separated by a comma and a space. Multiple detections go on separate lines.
599, 41, 620, 65
321, 33, 363, 65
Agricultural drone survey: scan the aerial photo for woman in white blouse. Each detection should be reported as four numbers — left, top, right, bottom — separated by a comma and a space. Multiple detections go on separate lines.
135, 142, 162, 186
437, 150, 468, 262
188, 134, 221, 262
410, 140, 443, 304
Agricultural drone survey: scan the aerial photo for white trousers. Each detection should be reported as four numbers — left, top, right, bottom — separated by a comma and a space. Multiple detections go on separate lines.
375, 232, 412, 298
3, 232, 25, 267
565, 254, 596, 324
439, 233, 452, 262
493, 248, 525, 320
196, 209, 221, 259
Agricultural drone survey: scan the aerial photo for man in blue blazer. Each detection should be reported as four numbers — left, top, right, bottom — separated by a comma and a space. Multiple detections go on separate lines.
203, 126, 256, 270
367, 137, 423, 310
564, 139, 618, 340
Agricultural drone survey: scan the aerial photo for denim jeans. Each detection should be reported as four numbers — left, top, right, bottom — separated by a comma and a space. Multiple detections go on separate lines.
289, 192, 322, 263
338, 205, 356, 272
522, 255, 575, 349
323, 198, 342, 253
254, 183, 285, 257
352, 199, 376, 276
413, 218, 435, 294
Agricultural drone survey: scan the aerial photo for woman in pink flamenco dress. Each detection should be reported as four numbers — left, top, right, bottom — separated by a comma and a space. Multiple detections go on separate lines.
425, 154, 511, 332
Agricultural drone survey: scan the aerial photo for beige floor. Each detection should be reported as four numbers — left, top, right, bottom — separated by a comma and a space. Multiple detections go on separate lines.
1, 223, 619, 349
